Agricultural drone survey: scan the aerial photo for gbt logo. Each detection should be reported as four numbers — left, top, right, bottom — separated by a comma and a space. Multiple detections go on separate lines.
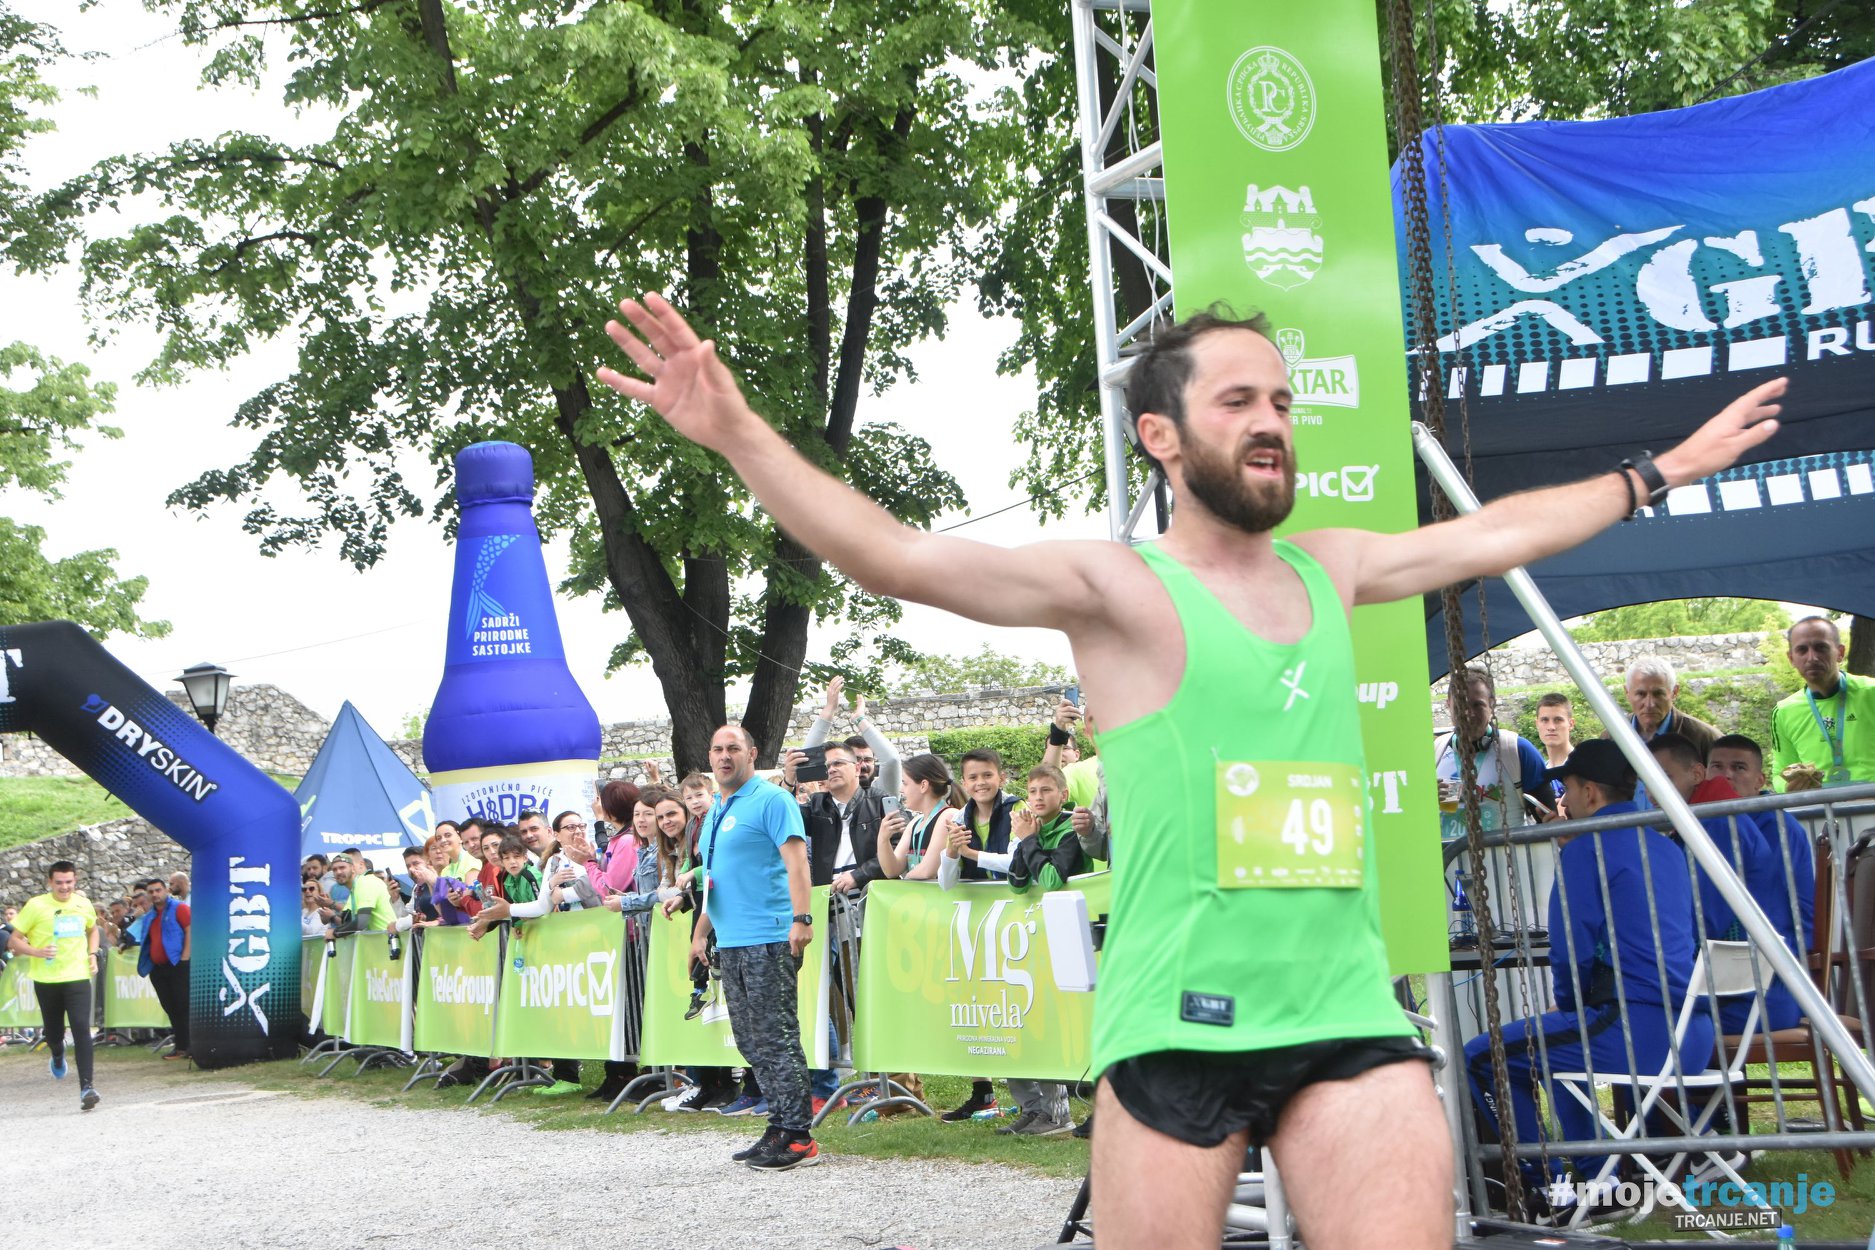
1297, 465, 1380, 503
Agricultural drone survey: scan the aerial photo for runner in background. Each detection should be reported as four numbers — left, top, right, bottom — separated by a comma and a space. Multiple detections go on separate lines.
599, 292, 1783, 1250
5, 860, 102, 1110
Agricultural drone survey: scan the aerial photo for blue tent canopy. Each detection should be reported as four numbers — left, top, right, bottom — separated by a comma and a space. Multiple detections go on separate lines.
296, 701, 434, 869
1396, 59, 1875, 673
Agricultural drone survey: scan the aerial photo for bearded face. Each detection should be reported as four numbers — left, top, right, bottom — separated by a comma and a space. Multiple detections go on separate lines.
1178, 426, 1297, 534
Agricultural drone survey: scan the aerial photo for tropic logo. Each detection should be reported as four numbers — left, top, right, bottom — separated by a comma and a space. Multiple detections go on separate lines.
944, 899, 1039, 1031
515, 951, 616, 1018
80, 694, 220, 802
1226, 46, 1316, 152
1242, 184, 1324, 291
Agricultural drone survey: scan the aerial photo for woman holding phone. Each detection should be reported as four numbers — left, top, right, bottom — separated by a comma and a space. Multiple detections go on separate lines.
875, 753, 966, 881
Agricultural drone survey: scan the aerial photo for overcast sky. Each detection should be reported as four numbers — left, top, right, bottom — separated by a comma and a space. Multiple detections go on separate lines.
0, 1, 1110, 744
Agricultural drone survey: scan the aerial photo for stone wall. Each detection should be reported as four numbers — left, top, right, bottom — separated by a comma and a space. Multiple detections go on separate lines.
1433, 631, 1769, 698
0, 817, 189, 911
0, 682, 328, 780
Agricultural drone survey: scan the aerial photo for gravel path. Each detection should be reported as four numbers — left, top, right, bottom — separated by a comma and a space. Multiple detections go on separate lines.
0, 1052, 1078, 1249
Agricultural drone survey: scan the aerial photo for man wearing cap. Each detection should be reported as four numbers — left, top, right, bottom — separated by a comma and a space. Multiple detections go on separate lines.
1463, 740, 1705, 1214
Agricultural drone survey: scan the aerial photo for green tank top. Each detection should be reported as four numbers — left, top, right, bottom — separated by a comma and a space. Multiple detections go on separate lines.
1091, 541, 1411, 1073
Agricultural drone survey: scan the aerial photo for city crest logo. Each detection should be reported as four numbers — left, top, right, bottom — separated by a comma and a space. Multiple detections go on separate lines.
1227, 46, 1316, 152
1242, 184, 1323, 291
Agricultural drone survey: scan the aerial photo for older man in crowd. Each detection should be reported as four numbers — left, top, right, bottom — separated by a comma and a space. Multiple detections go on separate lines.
1772, 615, 1875, 788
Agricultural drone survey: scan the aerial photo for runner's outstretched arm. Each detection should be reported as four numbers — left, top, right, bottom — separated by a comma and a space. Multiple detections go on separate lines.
1304, 377, 1786, 606
597, 293, 1103, 632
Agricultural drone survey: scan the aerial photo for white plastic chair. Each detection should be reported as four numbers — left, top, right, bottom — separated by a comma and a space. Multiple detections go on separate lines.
1549, 941, 1767, 1228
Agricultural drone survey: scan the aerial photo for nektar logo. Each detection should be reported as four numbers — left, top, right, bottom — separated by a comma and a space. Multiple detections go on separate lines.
84, 695, 219, 802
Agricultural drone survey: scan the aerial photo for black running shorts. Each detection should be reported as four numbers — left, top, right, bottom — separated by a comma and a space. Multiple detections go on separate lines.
1104, 1036, 1434, 1148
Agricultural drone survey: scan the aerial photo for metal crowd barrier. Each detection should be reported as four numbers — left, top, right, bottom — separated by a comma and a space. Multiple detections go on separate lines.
819, 888, 934, 1127
1431, 784, 1875, 1226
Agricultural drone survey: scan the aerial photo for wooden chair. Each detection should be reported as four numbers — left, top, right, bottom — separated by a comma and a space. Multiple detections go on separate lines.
1720, 825, 1874, 1178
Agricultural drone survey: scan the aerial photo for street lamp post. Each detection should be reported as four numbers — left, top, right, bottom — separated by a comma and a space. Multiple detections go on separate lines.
177, 662, 234, 735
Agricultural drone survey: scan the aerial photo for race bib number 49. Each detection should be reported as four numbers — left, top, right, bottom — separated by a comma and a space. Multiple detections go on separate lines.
1216, 760, 1365, 889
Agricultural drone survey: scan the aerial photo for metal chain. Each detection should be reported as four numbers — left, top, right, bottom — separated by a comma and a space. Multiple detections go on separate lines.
1386, 0, 1528, 1223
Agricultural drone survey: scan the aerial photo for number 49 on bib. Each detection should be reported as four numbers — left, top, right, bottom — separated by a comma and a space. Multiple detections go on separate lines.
1215, 760, 1365, 889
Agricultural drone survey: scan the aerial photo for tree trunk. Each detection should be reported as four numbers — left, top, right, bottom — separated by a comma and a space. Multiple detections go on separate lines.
1848, 614, 1875, 678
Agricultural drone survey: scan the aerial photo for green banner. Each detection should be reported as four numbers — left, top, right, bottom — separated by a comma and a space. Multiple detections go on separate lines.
101, 948, 169, 1029
321, 935, 355, 1038
413, 924, 500, 1058
492, 908, 627, 1063
0, 958, 36, 1028
852, 876, 1108, 1080
1152, 1, 1448, 973
300, 937, 324, 1027
345, 931, 411, 1050
639, 888, 830, 1069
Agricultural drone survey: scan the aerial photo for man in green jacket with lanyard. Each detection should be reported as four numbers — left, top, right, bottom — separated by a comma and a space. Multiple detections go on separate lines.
1772, 615, 1875, 788
598, 292, 1784, 1250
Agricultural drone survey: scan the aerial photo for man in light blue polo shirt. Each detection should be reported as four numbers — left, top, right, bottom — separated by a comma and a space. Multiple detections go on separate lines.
692, 723, 818, 1171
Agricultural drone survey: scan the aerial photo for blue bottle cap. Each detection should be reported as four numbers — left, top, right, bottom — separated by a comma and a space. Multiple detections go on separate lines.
456, 441, 536, 507
1777, 1226, 1795, 1238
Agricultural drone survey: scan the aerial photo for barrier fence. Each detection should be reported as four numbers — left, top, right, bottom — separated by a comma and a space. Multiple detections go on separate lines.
1434, 783, 1875, 1228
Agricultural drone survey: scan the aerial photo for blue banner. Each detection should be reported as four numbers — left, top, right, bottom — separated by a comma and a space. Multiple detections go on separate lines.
1398, 60, 1875, 662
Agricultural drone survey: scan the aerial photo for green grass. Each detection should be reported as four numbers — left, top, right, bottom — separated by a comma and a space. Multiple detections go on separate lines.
0, 772, 302, 852
0, 775, 132, 849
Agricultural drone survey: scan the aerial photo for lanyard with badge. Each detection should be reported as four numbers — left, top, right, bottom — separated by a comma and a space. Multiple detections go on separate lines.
699, 790, 743, 920
1806, 685, 1853, 785
1215, 756, 1365, 888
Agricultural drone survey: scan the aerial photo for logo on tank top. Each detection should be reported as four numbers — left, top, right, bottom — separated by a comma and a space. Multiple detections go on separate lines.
1280, 662, 1312, 712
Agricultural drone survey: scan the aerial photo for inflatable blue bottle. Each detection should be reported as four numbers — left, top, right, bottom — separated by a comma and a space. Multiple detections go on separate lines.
423, 442, 602, 826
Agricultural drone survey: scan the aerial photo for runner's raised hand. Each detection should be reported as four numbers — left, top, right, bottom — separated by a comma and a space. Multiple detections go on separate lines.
598, 293, 756, 454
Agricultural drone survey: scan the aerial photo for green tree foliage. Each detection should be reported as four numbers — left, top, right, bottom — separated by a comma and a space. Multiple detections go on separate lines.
0, 9, 165, 640
21, 0, 1050, 769
886, 643, 1070, 695
1571, 598, 1791, 643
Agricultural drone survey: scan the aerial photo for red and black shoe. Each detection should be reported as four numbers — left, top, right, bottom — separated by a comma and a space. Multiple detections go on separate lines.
745, 1132, 820, 1171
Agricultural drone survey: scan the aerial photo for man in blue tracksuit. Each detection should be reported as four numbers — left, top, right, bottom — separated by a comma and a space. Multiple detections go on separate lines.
1647, 733, 1800, 1033
1465, 740, 1706, 1203
1707, 732, 1816, 960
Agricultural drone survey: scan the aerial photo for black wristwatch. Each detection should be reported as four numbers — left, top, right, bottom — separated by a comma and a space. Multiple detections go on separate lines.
792, 913, 813, 926
1619, 451, 1671, 517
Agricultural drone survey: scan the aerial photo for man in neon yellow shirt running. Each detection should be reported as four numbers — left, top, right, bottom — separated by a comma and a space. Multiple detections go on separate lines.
1771, 615, 1875, 788
6, 860, 102, 1110
599, 293, 1784, 1250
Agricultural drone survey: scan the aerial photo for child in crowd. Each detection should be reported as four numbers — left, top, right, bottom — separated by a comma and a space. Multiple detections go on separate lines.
996, 764, 1084, 1137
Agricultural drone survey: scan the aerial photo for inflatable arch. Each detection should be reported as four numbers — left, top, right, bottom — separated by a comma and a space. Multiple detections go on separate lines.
0, 621, 300, 1067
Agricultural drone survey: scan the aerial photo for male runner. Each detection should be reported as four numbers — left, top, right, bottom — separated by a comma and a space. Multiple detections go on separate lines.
6, 861, 102, 1110
598, 293, 1782, 1249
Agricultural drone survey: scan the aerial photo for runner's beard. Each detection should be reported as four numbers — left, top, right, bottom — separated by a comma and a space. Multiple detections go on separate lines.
1181, 431, 1296, 534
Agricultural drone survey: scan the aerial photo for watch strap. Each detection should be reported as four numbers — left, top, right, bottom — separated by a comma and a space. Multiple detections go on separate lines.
1626, 452, 1670, 504
792, 913, 812, 925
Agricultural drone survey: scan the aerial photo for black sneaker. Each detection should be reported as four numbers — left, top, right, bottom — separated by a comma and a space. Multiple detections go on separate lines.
1071, 1113, 1093, 1139
683, 990, 706, 1021
733, 1126, 787, 1162
663, 1083, 711, 1113
746, 1132, 820, 1170
80, 1087, 100, 1111
940, 1086, 998, 1123
586, 1079, 627, 1102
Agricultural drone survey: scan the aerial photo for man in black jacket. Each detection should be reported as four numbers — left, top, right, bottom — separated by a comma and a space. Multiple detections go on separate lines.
783, 741, 889, 893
